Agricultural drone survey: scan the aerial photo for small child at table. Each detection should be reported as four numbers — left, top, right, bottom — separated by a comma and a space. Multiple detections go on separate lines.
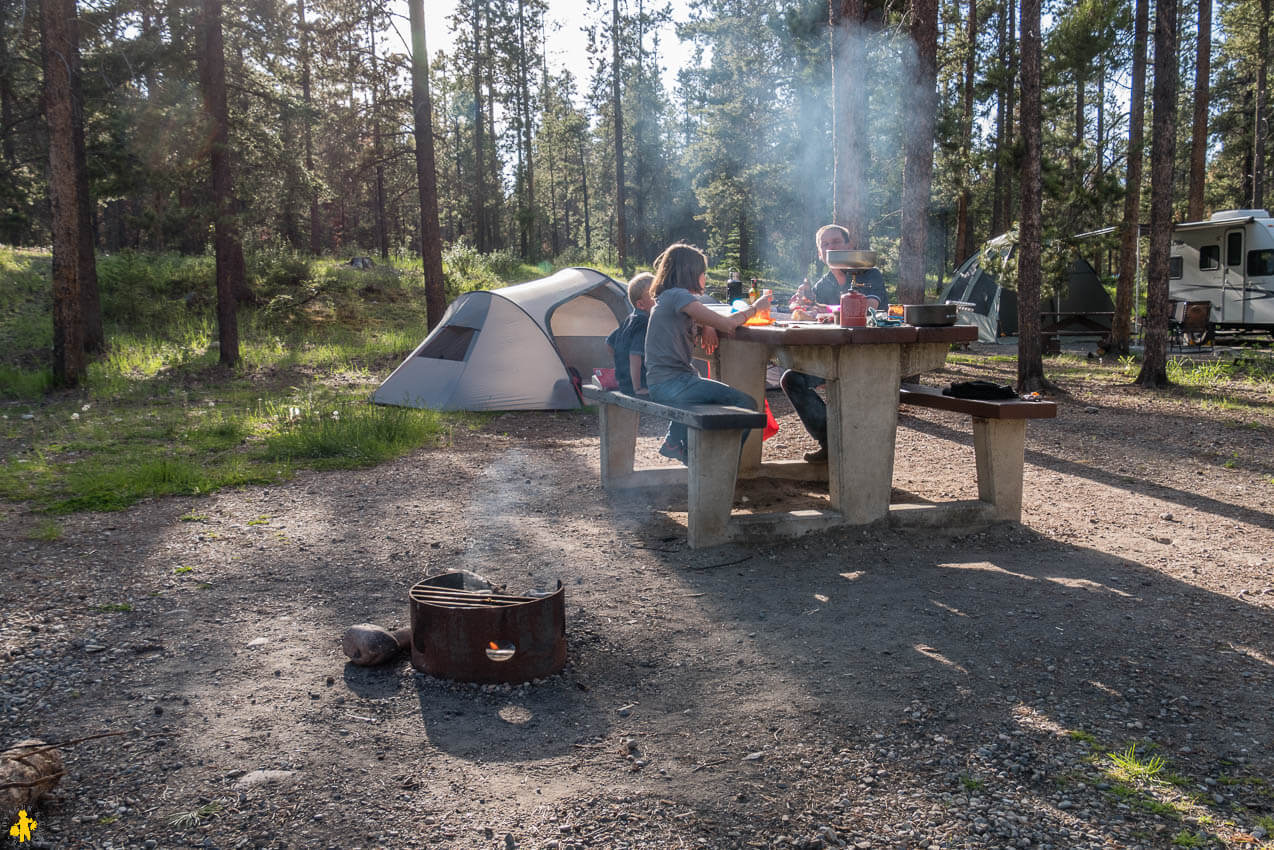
605, 272, 655, 395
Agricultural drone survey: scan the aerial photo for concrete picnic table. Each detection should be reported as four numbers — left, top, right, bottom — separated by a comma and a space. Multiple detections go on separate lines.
700, 320, 978, 532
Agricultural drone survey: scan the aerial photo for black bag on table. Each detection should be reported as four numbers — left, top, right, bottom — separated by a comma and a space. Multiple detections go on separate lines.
943, 380, 1017, 400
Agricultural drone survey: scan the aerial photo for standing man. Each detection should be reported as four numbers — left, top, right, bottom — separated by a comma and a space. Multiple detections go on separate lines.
780, 224, 889, 463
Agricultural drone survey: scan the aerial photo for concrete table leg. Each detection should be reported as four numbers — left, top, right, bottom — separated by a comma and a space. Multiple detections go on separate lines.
686, 429, 742, 548
972, 416, 1026, 520
715, 339, 770, 476
598, 404, 638, 487
824, 345, 902, 524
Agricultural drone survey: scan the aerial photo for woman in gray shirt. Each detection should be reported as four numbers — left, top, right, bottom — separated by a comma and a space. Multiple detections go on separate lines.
644, 243, 771, 464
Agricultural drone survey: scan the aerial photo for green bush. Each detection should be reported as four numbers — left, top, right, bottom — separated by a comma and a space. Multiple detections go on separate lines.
0, 365, 54, 398
97, 251, 214, 328
441, 242, 503, 296
249, 248, 313, 291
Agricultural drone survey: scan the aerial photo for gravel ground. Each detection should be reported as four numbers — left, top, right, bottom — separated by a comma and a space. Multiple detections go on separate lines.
1, 345, 1272, 850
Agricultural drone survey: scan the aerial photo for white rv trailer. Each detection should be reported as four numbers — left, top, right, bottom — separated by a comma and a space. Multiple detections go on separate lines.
1169, 209, 1274, 337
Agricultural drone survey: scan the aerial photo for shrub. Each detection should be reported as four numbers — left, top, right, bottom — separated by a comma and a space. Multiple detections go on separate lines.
441, 242, 503, 296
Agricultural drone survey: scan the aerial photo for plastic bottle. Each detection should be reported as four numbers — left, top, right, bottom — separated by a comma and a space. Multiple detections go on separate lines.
749, 279, 760, 302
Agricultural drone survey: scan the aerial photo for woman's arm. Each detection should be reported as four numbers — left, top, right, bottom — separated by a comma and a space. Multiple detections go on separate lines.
681, 294, 771, 334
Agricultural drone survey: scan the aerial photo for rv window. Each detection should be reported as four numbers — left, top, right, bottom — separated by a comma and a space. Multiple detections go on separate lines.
416, 326, 477, 361
1227, 232, 1243, 266
1199, 245, 1220, 270
1169, 256, 1183, 279
1249, 249, 1274, 277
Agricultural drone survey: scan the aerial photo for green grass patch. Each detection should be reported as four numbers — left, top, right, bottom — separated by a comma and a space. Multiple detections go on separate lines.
0, 364, 54, 398
0, 249, 492, 513
261, 402, 448, 467
95, 602, 133, 612
25, 518, 62, 541
1108, 743, 1166, 781
1067, 729, 1098, 744
173, 565, 194, 574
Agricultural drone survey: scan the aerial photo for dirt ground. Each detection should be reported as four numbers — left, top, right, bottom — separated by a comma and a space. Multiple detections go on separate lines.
2, 344, 1273, 850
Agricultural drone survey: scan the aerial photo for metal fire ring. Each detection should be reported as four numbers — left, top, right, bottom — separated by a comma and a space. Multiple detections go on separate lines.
408, 571, 566, 684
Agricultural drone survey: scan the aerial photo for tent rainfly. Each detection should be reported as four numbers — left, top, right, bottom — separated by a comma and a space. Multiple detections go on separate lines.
941, 235, 1116, 342
374, 267, 629, 411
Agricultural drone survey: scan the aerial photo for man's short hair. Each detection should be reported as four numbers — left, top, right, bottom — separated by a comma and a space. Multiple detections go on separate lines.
627, 272, 655, 307
815, 224, 851, 250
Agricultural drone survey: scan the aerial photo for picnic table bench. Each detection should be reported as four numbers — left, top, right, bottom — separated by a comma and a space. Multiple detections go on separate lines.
897, 383, 1057, 522
581, 384, 767, 548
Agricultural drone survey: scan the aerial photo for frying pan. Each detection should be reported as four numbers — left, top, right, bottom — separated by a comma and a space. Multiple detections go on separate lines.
825, 249, 878, 269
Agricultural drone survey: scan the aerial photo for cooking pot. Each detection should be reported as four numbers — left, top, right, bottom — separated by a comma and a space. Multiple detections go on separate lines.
903, 303, 958, 326
825, 249, 878, 269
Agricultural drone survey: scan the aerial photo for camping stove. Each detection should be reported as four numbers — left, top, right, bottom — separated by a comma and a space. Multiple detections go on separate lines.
408, 571, 566, 684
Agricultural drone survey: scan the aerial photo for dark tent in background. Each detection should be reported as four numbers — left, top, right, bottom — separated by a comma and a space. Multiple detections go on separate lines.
374, 267, 628, 410
941, 235, 1117, 342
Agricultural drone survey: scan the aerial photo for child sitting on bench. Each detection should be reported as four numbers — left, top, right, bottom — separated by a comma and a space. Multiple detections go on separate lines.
605, 272, 655, 395
644, 243, 770, 464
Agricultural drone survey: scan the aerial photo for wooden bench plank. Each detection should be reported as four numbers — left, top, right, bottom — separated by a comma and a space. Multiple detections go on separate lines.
898, 382, 1055, 523
582, 385, 767, 430
898, 383, 1057, 420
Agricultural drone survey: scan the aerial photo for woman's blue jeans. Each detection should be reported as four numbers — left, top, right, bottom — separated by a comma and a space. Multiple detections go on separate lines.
648, 373, 758, 449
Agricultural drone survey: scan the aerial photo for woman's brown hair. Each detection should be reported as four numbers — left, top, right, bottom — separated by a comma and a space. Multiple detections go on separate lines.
651, 243, 707, 296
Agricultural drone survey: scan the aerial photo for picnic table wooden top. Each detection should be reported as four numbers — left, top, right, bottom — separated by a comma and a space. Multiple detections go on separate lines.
729, 322, 978, 346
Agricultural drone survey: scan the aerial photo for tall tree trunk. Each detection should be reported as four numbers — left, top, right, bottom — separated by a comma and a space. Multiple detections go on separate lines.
1074, 75, 1085, 154
955, 0, 976, 262
73, 83, 102, 353
198, 0, 241, 367
579, 138, 592, 255
59, 0, 102, 353
990, 0, 1007, 235
300, 0, 320, 254
409, 0, 446, 331
1005, 0, 1017, 224
483, 19, 497, 249
831, 0, 868, 248
367, 4, 388, 259
1110, 0, 1148, 356
1187, 0, 1210, 220
1253, 0, 1268, 210
899, 0, 938, 305
1, 0, 17, 170
42, 0, 86, 385
1017, 0, 1046, 392
470, 0, 486, 251
1136, 0, 1177, 387
612, 0, 628, 273
1097, 65, 1106, 172
517, 0, 536, 258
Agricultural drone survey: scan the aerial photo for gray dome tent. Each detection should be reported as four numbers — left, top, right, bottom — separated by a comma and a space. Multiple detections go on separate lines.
374, 267, 629, 410
941, 235, 1115, 342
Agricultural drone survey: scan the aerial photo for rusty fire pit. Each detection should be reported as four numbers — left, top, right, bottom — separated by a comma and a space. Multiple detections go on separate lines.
408, 571, 566, 684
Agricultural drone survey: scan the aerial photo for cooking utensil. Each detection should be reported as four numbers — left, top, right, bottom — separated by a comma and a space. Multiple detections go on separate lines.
824, 249, 878, 269
903, 303, 958, 326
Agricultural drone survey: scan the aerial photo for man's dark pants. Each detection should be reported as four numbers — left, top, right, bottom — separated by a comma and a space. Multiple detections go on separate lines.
780, 369, 827, 448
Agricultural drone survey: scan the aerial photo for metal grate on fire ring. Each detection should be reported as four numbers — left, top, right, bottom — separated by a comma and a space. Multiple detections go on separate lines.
408, 570, 566, 684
